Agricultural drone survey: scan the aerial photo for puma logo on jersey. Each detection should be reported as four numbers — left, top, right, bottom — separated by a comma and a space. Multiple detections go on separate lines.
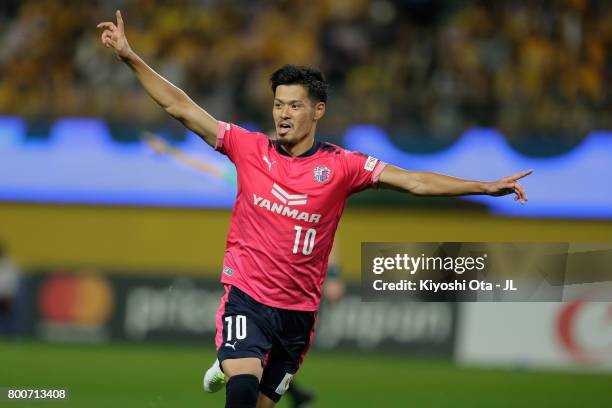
252, 194, 321, 223
263, 155, 276, 171
224, 341, 237, 350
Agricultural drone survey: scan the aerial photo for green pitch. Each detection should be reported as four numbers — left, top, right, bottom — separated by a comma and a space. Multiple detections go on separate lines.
1, 340, 610, 407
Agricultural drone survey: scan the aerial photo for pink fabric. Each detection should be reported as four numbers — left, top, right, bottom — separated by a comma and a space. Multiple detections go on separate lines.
215, 121, 228, 150
216, 124, 386, 311
343, 151, 387, 193
372, 161, 387, 184
214, 284, 231, 350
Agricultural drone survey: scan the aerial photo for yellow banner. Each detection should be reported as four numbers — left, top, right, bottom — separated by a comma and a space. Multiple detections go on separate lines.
1, 204, 610, 279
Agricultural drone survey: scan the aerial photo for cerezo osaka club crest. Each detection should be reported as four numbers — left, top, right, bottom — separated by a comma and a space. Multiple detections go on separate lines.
313, 166, 331, 183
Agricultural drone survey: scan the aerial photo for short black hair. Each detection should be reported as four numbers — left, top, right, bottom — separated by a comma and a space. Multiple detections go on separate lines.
270, 65, 328, 103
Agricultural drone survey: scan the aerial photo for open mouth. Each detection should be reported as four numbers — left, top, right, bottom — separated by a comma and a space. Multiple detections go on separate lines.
278, 123, 291, 136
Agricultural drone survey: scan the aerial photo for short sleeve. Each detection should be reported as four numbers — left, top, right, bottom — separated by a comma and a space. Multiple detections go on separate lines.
215, 121, 265, 164
344, 150, 387, 194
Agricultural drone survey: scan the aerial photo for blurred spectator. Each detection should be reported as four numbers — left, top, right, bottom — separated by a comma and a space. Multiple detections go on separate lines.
0, 241, 20, 335
0, 0, 609, 142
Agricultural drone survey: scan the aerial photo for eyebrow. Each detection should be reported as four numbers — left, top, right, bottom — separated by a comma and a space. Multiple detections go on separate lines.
274, 99, 304, 104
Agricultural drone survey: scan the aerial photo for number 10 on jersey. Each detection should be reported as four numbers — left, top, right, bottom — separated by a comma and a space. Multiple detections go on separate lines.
292, 226, 316, 255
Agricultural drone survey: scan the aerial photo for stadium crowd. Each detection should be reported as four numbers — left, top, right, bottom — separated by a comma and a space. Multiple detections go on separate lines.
0, 0, 610, 141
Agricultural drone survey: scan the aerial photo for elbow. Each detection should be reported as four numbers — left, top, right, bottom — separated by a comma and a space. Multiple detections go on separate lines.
164, 88, 193, 120
165, 101, 188, 121
402, 175, 428, 196
408, 186, 428, 196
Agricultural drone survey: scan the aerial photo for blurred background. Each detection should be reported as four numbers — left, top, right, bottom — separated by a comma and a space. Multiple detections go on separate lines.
1, 0, 611, 407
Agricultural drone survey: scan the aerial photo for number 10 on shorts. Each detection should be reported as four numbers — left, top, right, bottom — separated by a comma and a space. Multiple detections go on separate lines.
224, 315, 247, 341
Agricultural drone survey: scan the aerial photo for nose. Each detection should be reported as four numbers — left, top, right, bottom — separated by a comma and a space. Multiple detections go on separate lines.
280, 105, 292, 119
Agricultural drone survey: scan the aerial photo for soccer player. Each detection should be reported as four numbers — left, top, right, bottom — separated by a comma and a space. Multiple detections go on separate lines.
141, 131, 344, 408
98, 11, 531, 408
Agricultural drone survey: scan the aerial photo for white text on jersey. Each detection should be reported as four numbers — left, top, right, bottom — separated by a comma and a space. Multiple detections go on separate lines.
252, 194, 321, 223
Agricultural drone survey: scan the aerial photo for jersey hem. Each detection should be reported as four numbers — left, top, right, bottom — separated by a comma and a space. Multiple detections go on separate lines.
220, 277, 319, 312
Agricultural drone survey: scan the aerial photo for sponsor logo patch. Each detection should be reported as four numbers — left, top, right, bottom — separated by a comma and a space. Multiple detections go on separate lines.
364, 156, 378, 171
252, 194, 321, 223
223, 266, 234, 276
251, 183, 321, 223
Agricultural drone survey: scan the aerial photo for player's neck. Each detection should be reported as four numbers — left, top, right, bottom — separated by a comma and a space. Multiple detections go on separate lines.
281, 134, 316, 157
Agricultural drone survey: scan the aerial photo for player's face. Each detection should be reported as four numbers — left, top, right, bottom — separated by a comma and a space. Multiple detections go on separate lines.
273, 85, 325, 146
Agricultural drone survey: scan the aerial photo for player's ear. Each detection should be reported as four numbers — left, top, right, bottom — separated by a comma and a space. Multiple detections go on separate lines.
313, 102, 326, 121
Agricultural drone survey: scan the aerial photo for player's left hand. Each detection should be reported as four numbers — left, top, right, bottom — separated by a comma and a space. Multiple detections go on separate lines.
484, 169, 533, 204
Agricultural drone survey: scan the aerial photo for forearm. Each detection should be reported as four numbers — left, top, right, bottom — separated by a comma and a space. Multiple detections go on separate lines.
378, 165, 531, 201
98, 12, 218, 145
121, 51, 191, 118
385, 170, 486, 196
410, 172, 487, 196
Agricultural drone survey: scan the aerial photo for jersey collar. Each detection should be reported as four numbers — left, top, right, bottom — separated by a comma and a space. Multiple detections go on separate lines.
274, 140, 321, 158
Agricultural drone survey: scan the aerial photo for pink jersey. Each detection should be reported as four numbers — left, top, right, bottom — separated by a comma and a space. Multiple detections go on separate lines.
215, 121, 386, 311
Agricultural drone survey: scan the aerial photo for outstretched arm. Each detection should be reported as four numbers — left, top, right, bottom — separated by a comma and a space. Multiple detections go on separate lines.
97, 10, 218, 147
378, 166, 532, 203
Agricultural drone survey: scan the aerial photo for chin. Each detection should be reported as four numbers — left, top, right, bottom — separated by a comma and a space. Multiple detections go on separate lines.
275, 135, 292, 145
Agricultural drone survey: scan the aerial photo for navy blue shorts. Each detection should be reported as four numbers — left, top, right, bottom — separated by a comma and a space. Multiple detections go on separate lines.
215, 285, 317, 402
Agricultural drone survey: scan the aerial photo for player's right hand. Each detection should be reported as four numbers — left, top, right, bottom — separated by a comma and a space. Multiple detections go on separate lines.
97, 10, 131, 60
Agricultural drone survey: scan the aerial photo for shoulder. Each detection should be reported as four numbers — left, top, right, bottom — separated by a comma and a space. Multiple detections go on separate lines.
224, 123, 269, 150
216, 122, 269, 160
318, 141, 368, 160
228, 123, 268, 141
314, 141, 372, 167
318, 141, 343, 155
331, 143, 371, 166
315, 142, 361, 177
